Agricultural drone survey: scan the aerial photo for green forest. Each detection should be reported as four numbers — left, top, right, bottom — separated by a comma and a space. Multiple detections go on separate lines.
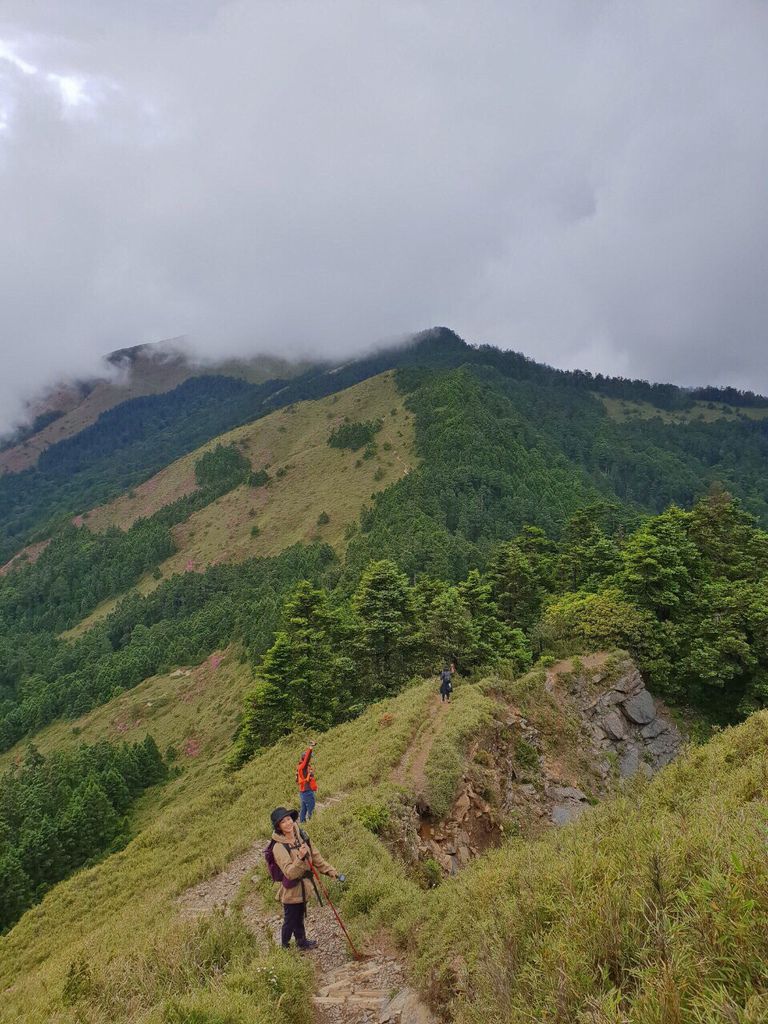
1, 330, 768, 1023
0, 735, 165, 931
2, 334, 768, 761
232, 489, 768, 763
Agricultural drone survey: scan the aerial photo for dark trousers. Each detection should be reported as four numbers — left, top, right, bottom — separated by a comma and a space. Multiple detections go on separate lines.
299, 789, 316, 822
281, 901, 307, 947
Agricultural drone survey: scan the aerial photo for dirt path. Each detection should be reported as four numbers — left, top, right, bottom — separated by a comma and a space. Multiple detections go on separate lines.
177, 808, 436, 1023
391, 691, 447, 799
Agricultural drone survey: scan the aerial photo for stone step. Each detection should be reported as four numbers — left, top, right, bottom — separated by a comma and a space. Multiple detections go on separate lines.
317, 981, 354, 997
348, 995, 389, 1009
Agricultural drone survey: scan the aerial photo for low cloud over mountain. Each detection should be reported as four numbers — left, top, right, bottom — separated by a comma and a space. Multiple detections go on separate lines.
1, 1, 767, 430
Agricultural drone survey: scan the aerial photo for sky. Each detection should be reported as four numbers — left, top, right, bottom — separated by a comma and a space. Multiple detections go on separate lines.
1, 1, 767, 431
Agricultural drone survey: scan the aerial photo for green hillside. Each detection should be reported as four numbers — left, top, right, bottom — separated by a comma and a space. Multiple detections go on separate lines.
2, 329, 768, 1022
413, 707, 768, 1023
2, 655, 767, 1023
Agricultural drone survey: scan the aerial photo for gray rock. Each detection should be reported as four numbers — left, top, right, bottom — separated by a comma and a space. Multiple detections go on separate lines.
601, 710, 626, 740
646, 733, 680, 765
619, 747, 641, 777
551, 803, 588, 826
596, 689, 625, 708
641, 718, 666, 739
550, 785, 587, 802
621, 689, 657, 725
612, 667, 643, 694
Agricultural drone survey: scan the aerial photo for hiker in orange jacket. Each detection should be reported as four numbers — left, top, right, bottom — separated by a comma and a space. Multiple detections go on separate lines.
297, 741, 318, 822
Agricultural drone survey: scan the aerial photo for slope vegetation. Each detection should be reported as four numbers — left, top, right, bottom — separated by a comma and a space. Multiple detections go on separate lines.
2, 657, 767, 1024
64, 370, 414, 636
0, 649, 249, 784
0, 343, 310, 476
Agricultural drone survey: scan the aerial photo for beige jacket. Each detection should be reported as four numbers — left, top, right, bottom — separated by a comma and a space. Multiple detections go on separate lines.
271, 824, 337, 905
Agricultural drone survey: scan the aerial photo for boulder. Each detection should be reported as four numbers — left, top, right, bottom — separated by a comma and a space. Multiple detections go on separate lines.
619, 747, 641, 777
551, 802, 587, 825
621, 689, 657, 725
641, 718, 666, 739
601, 710, 626, 740
612, 667, 644, 695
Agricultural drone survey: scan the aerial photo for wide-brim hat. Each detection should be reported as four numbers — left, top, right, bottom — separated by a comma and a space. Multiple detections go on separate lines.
270, 806, 299, 828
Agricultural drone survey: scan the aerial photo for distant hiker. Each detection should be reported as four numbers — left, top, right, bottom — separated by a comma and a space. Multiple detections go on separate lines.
297, 742, 318, 822
439, 665, 453, 702
267, 806, 339, 950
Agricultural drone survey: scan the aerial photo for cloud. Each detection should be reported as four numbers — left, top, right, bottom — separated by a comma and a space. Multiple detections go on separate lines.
1, 1, 767, 431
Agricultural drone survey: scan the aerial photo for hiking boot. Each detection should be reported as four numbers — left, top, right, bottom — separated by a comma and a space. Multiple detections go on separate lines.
297, 939, 318, 950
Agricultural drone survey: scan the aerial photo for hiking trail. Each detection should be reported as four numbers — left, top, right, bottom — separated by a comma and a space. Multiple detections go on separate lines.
177, 811, 436, 1023
391, 690, 448, 801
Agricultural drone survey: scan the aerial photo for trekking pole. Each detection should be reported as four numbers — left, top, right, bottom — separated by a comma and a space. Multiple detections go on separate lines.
307, 859, 364, 961
307, 871, 323, 906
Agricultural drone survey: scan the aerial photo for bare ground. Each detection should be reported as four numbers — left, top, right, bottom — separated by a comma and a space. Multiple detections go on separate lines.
176, 798, 436, 1024
391, 690, 447, 798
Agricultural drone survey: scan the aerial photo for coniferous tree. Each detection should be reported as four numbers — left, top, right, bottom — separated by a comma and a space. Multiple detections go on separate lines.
556, 507, 622, 592
420, 585, 473, 671
352, 560, 418, 696
458, 570, 531, 672
618, 506, 698, 617
0, 851, 32, 932
61, 778, 119, 863
488, 543, 542, 630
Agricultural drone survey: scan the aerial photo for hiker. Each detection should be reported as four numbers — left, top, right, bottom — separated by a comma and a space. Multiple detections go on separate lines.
439, 665, 453, 702
268, 806, 339, 950
297, 741, 318, 822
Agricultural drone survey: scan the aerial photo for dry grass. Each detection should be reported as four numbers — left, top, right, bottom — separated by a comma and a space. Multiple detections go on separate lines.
412, 711, 768, 1023
599, 395, 768, 424
0, 678, 435, 1024
63, 372, 415, 638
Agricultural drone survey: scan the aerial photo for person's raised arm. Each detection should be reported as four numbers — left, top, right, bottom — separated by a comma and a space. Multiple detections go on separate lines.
298, 742, 315, 773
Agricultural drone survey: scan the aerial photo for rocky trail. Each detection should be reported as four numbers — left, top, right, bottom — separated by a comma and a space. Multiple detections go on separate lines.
177, 796, 436, 1023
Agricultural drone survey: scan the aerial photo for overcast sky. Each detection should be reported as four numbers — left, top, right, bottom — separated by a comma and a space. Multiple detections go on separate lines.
1, 1, 767, 431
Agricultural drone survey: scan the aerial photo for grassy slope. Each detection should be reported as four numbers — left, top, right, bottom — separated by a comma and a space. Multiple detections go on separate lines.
63, 371, 415, 637
2, 658, 767, 1023
0, 649, 250, 781
413, 711, 768, 1024
600, 395, 768, 424
0, 677, 436, 1024
0, 349, 312, 476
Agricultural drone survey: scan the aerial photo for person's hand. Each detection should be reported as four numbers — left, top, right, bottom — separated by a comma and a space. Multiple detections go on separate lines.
298, 843, 310, 859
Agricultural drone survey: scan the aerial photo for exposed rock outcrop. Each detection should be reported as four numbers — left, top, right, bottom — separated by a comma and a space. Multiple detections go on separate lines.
399, 654, 684, 877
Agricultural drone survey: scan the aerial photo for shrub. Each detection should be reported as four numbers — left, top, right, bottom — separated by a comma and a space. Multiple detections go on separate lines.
248, 469, 270, 488
416, 859, 443, 889
327, 419, 382, 451
355, 803, 391, 835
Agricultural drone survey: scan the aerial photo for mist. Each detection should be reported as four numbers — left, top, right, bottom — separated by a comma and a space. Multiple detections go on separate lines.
1, 1, 767, 432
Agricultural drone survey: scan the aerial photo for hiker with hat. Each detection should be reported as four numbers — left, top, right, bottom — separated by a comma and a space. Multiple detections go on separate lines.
267, 806, 339, 950
296, 741, 318, 822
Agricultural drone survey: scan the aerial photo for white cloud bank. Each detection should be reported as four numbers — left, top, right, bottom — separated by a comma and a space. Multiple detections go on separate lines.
1, 1, 767, 430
